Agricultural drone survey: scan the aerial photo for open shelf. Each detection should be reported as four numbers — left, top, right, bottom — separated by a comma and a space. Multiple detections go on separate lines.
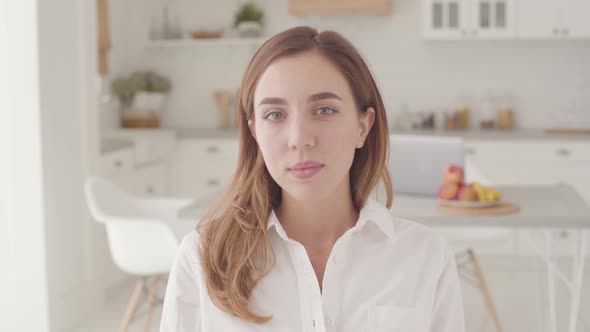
146, 37, 267, 48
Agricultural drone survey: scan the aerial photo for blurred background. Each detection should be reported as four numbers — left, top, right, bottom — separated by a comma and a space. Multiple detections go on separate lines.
2, 0, 590, 331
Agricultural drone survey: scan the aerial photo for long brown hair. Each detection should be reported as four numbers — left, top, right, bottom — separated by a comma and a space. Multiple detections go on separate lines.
197, 26, 393, 324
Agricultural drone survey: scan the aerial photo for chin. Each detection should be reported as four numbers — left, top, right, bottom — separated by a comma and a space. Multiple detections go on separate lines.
280, 182, 332, 202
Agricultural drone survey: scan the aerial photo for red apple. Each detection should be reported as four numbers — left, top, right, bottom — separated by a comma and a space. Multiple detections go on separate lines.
457, 184, 479, 201
438, 183, 460, 200
443, 164, 464, 185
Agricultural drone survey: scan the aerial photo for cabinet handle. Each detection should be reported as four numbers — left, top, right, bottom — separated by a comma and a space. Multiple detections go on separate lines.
146, 186, 154, 194
555, 148, 570, 157
562, 28, 569, 36
553, 27, 559, 36
471, 29, 478, 36
462, 29, 468, 36
559, 230, 569, 239
206, 179, 220, 187
466, 147, 477, 155
206, 145, 220, 154
114, 160, 122, 167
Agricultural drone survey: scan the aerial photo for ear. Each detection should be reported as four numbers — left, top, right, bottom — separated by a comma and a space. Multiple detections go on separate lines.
357, 107, 375, 147
248, 119, 257, 141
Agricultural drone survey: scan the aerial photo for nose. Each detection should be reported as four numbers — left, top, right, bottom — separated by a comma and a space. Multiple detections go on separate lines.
287, 117, 315, 150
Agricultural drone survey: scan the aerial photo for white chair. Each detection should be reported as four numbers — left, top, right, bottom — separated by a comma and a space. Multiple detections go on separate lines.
84, 176, 194, 332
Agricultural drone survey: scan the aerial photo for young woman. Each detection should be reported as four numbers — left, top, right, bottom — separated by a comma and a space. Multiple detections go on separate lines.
160, 26, 465, 332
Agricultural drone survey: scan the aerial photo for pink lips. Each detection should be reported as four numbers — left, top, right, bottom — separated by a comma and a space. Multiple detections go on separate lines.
288, 161, 324, 180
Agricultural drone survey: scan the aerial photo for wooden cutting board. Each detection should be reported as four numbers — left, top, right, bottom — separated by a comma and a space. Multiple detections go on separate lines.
437, 202, 520, 216
545, 128, 590, 135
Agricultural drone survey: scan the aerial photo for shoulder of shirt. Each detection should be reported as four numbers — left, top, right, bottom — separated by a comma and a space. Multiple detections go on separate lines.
178, 229, 203, 265
391, 215, 452, 253
390, 215, 455, 274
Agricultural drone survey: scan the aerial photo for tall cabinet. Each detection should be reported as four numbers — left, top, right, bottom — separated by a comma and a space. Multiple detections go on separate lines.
517, 0, 590, 38
422, 0, 516, 39
423, 0, 590, 39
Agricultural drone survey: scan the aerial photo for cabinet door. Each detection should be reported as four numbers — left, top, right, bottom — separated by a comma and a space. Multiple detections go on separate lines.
174, 160, 235, 199
472, 0, 516, 38
564, 0, 590, 38
517, 0, 563, 38
423, 0, 466, 38
114, 162, 170, 197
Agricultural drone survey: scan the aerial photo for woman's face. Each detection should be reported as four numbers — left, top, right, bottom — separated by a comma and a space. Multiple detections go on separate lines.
250, 51, 374, 202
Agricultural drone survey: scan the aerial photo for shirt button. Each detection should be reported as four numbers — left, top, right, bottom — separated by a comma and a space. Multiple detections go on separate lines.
326, 318, 335, 328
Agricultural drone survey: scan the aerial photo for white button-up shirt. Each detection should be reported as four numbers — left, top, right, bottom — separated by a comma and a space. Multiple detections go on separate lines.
160, 198, 465, 332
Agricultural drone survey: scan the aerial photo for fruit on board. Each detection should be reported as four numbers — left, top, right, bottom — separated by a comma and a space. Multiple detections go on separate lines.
472, 182, 502, 202
457, 184, 479, 201
438, 182, 460, 200
443, 164, 464, 184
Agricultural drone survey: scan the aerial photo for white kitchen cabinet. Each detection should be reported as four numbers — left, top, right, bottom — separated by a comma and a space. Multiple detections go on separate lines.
565, 0, 590, 38
516, 0, 562, 38
98, 147, 134, 176
466, 139, 590, 257
113, 161, 170, 197
104, 129, 176, 166
170, 139, 239, 199
422, 0, 516, 39
517, 0, 590, 38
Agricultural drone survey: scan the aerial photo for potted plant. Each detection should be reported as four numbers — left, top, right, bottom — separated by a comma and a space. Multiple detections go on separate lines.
234, 2, 264, 37
111, 70, 172, 128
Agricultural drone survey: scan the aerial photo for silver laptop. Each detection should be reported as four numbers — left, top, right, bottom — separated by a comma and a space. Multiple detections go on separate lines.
388, 134, 465, 197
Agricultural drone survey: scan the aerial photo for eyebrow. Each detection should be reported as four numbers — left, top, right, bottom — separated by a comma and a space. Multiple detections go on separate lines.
257, 91, 342, 107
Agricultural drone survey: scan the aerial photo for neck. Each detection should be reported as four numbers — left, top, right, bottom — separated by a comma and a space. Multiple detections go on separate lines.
275, 179, 359, 252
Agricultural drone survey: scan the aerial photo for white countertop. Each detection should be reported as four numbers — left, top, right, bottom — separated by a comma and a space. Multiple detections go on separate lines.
172, 127, 590, 141
100, 127, 590, 155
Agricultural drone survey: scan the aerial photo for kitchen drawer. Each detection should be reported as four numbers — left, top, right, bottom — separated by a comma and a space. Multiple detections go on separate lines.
466, 140, 590, 163
432, 227, 517, 256
173, 160, 236, 198
113, 162, 169, 197
516, 229, 585, 258
104, 129, 177, 166
133, 136, 175, 166
99, 148, 134, 176
464, 141, 521, 161
517, 141, 590, 162
178, 139, 239, 162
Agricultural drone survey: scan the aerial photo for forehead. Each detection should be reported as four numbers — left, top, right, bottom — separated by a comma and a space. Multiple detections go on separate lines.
253, 51, 352, 104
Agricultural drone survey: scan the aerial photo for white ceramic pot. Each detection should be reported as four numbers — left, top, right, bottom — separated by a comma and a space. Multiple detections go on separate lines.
133, 92, 167, 115
237, 21, 263, 38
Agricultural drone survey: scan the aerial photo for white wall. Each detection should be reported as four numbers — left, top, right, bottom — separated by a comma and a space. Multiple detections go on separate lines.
0, 0, 51, 331
0, 0, 102, 331
103, 0, 590, 132
36, 0, 104, 330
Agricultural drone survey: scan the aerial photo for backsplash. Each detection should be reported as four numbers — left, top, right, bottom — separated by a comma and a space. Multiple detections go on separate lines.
101, 0, 590, 133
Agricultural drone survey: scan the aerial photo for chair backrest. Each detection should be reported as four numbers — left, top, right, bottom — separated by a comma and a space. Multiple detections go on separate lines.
388, 134, 465, 197
84, 176, 180, 275
84, 176, 138, 223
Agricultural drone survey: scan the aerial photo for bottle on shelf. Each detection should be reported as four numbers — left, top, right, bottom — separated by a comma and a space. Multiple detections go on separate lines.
479, 90, 496, 129
149, 16, 160, 41
161, 6, 171, 39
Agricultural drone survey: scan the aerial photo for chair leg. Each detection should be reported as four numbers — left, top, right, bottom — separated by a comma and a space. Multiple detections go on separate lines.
119, 279, 145, 332
144, 276, 161, 332
468, 249, 503, 332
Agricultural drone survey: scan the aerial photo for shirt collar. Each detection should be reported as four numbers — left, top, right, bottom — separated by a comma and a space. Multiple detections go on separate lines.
266, 197, 395, 241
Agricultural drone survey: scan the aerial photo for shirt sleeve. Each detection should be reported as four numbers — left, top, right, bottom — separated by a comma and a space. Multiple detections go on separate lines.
431, 242, 466, 332
160, 234, 202, 332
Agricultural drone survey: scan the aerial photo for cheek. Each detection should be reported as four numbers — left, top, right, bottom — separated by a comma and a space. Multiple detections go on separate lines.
321, 125, 358, 163
255, 125, 285, 169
